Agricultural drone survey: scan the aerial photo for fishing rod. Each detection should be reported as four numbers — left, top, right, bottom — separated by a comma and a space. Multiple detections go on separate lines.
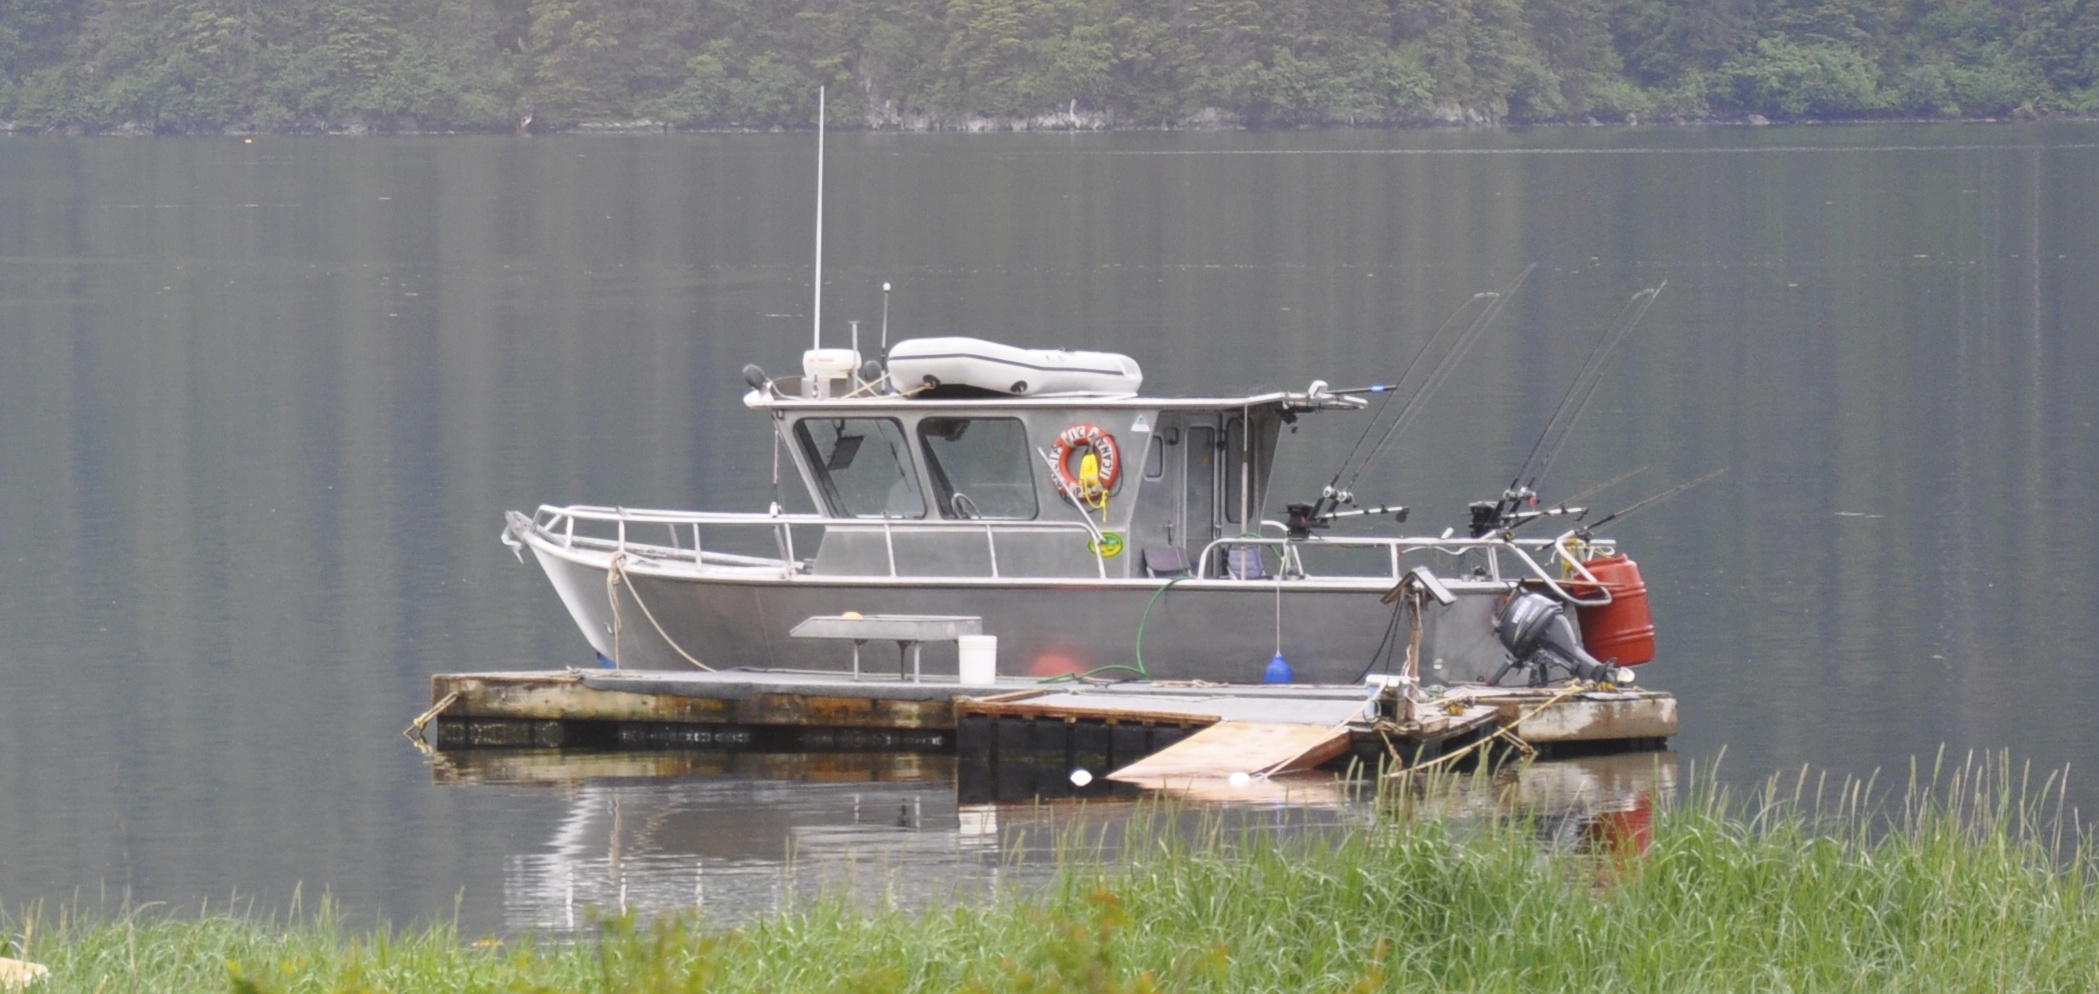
1559, 465, 1647, 509
1487, 281, 1664, 529
1526, 281, 1664, 497
1320, 291, 1498, 509
1477, 466, 1715, 541
1475, 465, 1649, 538
1326, 266, 1544, 505
1298, 265, 1535, 537
1467, 500, 1596, 538
1365, 264, 1534, 482
1582, 466, 1728, 534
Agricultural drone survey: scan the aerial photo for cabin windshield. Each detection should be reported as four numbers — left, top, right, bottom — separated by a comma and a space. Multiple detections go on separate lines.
918, 417, 1038, 520
795, 417, 925, 518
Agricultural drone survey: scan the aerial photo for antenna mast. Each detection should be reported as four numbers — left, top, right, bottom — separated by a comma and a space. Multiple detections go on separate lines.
811, 87, 825, 351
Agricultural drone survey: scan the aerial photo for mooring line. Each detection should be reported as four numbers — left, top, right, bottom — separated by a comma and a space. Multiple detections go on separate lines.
606, 552, 714, 671
1388, 683, 1587, 776
402, 690, 461, 740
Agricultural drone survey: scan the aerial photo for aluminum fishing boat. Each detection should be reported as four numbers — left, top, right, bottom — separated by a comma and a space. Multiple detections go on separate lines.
503, 336, 1658, 689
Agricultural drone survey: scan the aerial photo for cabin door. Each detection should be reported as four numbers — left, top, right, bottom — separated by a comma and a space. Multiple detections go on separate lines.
1130, 413, 1240, 576
1130, 414, 1209, 574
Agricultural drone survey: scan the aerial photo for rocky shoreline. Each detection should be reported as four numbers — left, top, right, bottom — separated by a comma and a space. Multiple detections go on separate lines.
0, 101, 2085, 138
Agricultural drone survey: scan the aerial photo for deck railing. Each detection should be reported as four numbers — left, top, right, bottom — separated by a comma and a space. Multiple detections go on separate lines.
524, 504, 1615, 596
527, 505, 1111, 579
1197, 529, 1617, 604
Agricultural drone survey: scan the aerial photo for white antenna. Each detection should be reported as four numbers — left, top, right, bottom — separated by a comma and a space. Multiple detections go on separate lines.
811, 86, 825, 351
880, 282, 891, 354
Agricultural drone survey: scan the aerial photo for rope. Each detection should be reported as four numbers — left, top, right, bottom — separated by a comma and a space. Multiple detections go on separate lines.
605, 552, 714, 671
1387, 683, 1587, 776
607, 552, 626, 668
401, 690, 461, 740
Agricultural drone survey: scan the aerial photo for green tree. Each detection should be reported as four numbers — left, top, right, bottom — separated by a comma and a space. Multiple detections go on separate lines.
1101, 0, 1197, 122
0, 0, 80, 108
2018, 0, 2098, 97
648, 37, 817, 126
939, 0, 1029, 113
0, 0, 2084, 129
852, 0, 951, 117
1526, 0, 1622, 111
1614, 0, 1758, 84
524, 0, 623, 124
1711, 34, 1886, 115
1022, 0, 1115, 112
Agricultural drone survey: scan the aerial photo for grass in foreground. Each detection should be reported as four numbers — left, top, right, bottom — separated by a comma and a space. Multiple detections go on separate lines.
7, 753, 2098, 993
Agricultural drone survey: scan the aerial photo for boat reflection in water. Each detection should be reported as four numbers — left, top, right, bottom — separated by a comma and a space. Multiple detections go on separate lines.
430, 749, 1675, 933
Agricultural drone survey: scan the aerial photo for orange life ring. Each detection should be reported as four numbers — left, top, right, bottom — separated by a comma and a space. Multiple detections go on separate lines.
1052, 424, 1121, 496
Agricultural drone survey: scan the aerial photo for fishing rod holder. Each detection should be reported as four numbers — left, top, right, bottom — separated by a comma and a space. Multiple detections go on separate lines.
1469, 501, 1502, 538
1285, 498, 1409, 540
1284, 503, 1330, 540
1471, 499, 1587, 538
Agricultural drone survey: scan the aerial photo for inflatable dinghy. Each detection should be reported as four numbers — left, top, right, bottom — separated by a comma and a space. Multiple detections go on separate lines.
887, 337, 1142, 397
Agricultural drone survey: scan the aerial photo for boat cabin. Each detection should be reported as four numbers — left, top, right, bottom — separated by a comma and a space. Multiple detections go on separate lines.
745, 341, 1359, 581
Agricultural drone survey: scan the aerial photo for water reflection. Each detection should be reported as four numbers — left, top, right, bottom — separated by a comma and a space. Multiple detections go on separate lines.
432, 749, 1674, 932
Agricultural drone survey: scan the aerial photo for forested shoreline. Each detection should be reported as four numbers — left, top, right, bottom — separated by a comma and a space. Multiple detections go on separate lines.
0, 0, 2093, 134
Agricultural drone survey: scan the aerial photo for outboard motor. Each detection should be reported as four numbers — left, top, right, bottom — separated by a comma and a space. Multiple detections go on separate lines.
1491, 590, 1633, 687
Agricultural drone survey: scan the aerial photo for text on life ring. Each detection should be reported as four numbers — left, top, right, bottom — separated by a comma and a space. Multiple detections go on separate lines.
1052, 423, 1121, 497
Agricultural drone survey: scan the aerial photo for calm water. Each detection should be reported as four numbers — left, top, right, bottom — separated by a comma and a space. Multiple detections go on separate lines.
0, 125, 2095, 932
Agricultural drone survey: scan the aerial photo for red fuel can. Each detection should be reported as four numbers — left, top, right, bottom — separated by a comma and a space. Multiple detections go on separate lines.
1574, 554, 1656, 666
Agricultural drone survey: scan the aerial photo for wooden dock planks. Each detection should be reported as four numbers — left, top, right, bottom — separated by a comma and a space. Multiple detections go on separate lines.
1107, 720, 1353, 786
422, 669, 1675, 774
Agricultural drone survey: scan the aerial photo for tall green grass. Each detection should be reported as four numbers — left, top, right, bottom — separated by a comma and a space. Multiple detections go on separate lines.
7, 752, 2097, 993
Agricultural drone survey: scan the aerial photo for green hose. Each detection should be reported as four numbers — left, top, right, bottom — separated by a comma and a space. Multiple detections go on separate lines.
1129, 573, 1194, 679
1036, 573, 1191, 684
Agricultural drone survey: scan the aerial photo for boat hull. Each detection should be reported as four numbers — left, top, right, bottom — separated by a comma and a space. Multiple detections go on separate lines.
522, 540, 1511, 686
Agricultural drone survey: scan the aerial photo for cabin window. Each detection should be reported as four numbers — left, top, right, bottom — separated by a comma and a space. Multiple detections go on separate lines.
795, 417, 925, 519
1187, 425, 1217, 539
917, 417, 1037, 519
1143, 430, 1168, 480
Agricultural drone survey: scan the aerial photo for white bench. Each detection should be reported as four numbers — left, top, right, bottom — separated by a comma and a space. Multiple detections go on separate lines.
789, 614, 985, 682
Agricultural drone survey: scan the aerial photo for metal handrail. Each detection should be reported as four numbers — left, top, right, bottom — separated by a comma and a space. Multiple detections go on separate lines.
527, 504, 1612, 594
529, 504, 1109, 580
1192, 531, 1617, 604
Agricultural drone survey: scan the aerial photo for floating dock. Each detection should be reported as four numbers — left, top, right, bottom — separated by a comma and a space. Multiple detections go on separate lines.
421, 669, 1675, 781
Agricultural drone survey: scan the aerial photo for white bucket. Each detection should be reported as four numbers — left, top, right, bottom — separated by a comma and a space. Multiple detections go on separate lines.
957, 634, 998, 686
